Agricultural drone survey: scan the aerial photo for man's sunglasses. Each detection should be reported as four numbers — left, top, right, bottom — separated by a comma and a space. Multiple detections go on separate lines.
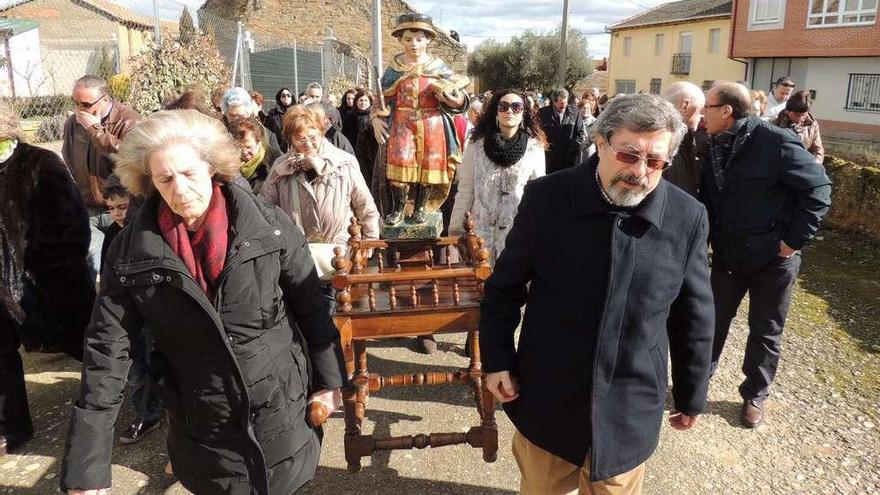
608, 142, 670, 171
497, 101, 524, 114
73, 95, 105, 110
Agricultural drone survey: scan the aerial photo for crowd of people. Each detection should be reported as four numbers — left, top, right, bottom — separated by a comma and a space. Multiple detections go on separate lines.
0, 62, 832, 494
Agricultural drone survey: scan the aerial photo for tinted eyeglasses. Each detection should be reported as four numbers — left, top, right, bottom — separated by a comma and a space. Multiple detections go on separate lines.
280, 92, 293, 98
497, 101, 524, 114
73, 95, 105, 110
607, 142, 670, 171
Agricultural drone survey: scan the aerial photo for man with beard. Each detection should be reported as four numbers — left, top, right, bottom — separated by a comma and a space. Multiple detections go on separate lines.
480, 93, 715, 494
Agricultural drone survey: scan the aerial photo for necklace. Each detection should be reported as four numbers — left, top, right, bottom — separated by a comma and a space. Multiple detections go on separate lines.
595, 167, 616, 205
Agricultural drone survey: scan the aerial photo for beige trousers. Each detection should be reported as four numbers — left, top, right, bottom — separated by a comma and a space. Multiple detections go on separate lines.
512, 430, 646, 495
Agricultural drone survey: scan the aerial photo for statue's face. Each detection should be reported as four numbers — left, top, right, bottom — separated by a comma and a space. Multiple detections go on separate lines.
398, 29, 430, 58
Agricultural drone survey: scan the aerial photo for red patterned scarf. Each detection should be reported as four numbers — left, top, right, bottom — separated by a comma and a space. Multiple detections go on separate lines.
158, 183, 229, 299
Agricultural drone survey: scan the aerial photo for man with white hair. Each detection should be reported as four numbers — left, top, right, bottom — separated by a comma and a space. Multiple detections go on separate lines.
221, 87, 282, 155
661, 81, 709, 197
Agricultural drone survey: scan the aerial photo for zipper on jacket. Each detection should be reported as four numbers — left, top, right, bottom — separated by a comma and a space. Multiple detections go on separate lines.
590, 215, 618, 478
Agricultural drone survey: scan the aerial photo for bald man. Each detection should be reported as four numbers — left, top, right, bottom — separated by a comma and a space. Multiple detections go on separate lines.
701, 81, 831, 428
661, 82, 708, 197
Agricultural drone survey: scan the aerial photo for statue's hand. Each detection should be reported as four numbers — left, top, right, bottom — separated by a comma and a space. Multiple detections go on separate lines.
372, 117, 389, 145
437, 89, 465, 110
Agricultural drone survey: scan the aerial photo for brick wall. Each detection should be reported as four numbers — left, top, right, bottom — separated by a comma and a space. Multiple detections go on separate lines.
199, 0, 467, 74
731, 0, 880, 58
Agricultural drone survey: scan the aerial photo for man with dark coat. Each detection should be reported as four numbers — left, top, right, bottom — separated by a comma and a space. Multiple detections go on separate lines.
537, 88, 585, 174
702, 81, 831, 428
480, 94, 714, 493
62, 75, 139, 277
1, 106, 94, 457
661, 81, 710, 198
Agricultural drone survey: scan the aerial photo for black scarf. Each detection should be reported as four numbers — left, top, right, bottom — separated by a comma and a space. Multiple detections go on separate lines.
483, 128, 529, 167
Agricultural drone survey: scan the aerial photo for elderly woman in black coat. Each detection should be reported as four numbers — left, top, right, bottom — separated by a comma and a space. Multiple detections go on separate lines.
61, 110, 347, 495
0, 104, 93, 457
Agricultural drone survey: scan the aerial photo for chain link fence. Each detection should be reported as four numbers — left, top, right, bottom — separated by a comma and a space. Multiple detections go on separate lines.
0, 0, 370, 142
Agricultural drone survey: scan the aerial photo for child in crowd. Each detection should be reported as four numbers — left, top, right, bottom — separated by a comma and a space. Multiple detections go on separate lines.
101, 181, 163, 445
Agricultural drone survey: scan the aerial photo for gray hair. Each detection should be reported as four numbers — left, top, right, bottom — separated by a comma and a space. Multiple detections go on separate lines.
0, 102, 23, 141
661, 81, 705, 108
114, 110, 241, 197
221, 87, 253, 114
549, 88, 568, 101
592, 93, 687, 158
305, 81, 323, 93
73, 74, 108, 96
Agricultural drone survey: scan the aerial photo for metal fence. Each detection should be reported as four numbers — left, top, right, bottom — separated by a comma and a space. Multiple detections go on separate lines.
0, 0, 370, 142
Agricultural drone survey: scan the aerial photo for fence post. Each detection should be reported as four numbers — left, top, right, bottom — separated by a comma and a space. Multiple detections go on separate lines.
293, 39, 299, 98
322, 29, 335, 88
231, 20, 242, 87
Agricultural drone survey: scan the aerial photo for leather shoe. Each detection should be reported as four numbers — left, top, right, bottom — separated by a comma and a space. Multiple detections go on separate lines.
119, 419, 161, 445
416, 335, 438, 354
741, 400, 764, 428
0, 430, 34, 457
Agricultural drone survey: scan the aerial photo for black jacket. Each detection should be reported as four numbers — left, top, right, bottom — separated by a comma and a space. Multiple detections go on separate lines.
480, 157, 714, 480
537, 104, 585, 174
342, 109, 371, 152
0, 143, 93, 359
701, 117, 832, 273
325, 126, 355, 156
663, 125, 710, 198
61, 184, 346, 494
265, 105, 289, 153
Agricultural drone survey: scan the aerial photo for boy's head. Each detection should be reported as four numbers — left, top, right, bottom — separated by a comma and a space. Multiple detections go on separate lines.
103, 184, 130, 226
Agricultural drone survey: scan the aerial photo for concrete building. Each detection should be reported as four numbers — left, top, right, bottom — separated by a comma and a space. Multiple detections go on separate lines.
731, 0, 880, 136
607, 0, 745, 96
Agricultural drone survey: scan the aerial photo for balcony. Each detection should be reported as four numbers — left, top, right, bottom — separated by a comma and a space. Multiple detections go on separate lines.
671, 53, 691, 75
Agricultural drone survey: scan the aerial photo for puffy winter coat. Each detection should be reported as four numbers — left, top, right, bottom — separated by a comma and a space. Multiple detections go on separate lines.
61, 183, 347, 494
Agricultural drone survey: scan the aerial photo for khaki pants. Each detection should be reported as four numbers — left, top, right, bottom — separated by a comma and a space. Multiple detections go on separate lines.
512, 430, 646, 495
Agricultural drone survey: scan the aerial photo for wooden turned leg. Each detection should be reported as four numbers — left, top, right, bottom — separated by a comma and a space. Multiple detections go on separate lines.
342, 386, 362, 472
470, 329, 498, 462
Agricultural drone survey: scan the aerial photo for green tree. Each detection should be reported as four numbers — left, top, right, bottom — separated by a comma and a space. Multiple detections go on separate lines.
468, 27, 592, 94
96, 45, 115, 82
128, 31, 230, 114
179, 6, 197, 45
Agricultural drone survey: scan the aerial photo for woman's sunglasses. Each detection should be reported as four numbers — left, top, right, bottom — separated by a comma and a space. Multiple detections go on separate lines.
497, 101, 524, 114
608, 142, 671, 171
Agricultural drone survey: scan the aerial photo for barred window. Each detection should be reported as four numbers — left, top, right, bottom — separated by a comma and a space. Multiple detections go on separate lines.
650, 78, 662, 95
845, 73, 880, 112
615, 80, 636, 94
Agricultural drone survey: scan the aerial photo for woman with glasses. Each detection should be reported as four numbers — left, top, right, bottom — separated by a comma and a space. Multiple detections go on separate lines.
449, 89, 546, 264
259, 105, 379, 269
266, 87, 295, 152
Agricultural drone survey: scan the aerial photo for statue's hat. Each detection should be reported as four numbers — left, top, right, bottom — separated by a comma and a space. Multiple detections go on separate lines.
391, 13, 437, 38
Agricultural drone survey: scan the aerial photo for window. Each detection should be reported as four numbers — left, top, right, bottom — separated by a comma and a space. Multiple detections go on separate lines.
708, 28, 721, 53
623, 36, 632, 57
809, 0, 877, 27
753, 0, 783, 23
678, 32, 693, 53
615, 79, 636, 94
650, 78, 662, 95
749, 0, 787, 29
845, 73, 880, 112
702, 80, 715, 91
654, 34, 665, 56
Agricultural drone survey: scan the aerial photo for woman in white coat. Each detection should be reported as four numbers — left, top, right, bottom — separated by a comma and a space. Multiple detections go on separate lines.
449, 89, 546, 263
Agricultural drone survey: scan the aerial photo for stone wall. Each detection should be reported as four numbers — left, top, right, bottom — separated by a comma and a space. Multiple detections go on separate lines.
823, 156, 880, 241
199, 0, 467, 74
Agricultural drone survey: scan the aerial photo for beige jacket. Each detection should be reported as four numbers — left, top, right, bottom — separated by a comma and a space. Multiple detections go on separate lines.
61, 100, 140, 207
258, 140, 380, 245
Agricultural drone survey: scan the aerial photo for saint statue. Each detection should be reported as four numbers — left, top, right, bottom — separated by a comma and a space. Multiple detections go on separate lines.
372, 13, 470, 226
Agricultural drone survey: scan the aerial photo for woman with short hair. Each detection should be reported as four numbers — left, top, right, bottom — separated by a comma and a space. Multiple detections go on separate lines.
259, 105, 379, 249
775, 89, 824, 164
61, 109, 346, 495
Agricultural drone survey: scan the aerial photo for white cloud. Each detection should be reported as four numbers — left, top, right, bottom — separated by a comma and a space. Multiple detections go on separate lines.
406, 0, 670, 58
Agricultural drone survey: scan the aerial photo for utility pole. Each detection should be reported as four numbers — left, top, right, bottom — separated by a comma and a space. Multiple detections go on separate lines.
371, 0, 383, 90
557, 0, 570, 88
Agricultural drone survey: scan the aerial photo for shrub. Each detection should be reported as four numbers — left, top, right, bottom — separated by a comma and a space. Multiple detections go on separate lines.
35, 114, 68, 143
108, 73, 131, 102
128, 30, 230, 115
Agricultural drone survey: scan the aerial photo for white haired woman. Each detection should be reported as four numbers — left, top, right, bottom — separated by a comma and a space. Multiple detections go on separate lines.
61, 110, 346, 495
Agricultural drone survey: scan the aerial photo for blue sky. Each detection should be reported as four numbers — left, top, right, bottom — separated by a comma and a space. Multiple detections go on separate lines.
0, 0, 669, 58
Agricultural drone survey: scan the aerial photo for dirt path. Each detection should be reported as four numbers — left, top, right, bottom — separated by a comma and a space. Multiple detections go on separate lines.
1, 227, 877, 494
